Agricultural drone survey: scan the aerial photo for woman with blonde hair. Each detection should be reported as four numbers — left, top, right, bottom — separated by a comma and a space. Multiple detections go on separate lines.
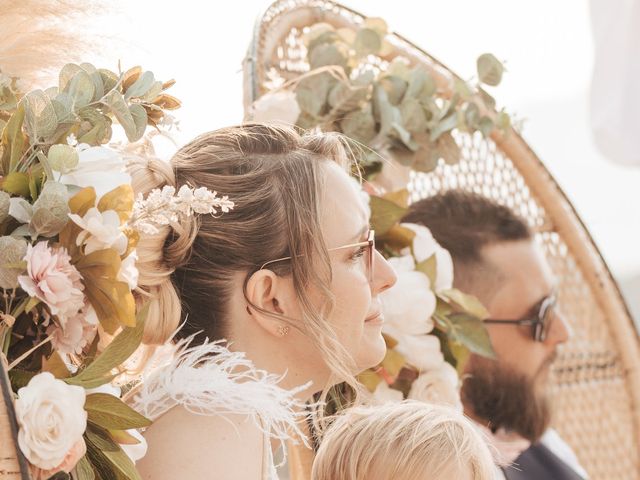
312, 401, 496, 480
128, 124, 397, 479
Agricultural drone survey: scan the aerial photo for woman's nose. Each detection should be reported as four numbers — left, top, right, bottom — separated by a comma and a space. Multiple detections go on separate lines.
371, 250, 397, 294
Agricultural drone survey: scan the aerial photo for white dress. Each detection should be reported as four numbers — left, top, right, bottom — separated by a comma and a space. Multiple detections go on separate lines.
130, 337, 310, 479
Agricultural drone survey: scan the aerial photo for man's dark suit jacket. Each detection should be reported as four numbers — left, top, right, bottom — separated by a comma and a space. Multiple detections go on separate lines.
502, 442, 585, 480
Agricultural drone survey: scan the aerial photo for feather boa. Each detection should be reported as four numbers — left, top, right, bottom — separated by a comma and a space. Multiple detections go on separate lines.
130, 335, 313, 450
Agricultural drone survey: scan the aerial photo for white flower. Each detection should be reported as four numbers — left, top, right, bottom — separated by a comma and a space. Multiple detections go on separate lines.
59, 145, 131, 198
68, 207, 128, 255
403, 223, 454, 292
372, 381, 404, 404
14, 372, 87, 470
381, 268, 436, 336
250, 90, 301, 126
395, 333, 445, 372
408, 362, 462, 411
130, 185, 234, 235
387, 254, 416, 273
120, 428, 148, 464
118, 250, 139, 289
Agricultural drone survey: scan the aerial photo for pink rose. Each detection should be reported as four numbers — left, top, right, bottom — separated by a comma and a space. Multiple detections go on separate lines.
29, 438, 87, 480
18, 242, 84, 321
47, 304, 98, 355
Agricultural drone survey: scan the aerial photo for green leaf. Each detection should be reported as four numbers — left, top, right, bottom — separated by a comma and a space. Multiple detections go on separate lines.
296, 72, 335, 117
66, 304, 147, 387
0, 236, 27, 289
64, 71, 96, 110
369, 195, 408, 235
340, 106, 376, 144
328, 82, 368, 117
3, 171, 30, 196
399, 97, 428, 133
103, 90, 138, 142
0, 103, 27, 174
439, 288, 489, 319
73, 455, 96, 480
380, 348, 406, 379
98, 69, 119, 95
449, 341, 471, 376
124, 71, 155, 100
129, 104, 147, 141
478, 116, 494, 137
378, 76, 407, 106
477, 53, 505, 87
446, 312, 495, 358
309, 42, 349, 70
357, 368, 382, 392
48, 144, 79, 173
31, 181, 70, 237
22, 90, 58, 140
59, 64, 84, 92
354, 27, 382, 57
85, 393, 152, 430
429, 112, 458, 142
415, 254, 437, 287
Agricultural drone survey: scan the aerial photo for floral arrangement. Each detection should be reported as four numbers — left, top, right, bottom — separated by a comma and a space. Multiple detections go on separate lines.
249, 17, 501, 409
0, 63, 232, 480
250, 18, 510, 179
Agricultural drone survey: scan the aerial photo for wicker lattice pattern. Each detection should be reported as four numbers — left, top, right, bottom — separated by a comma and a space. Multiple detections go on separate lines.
244, 1, 640, 478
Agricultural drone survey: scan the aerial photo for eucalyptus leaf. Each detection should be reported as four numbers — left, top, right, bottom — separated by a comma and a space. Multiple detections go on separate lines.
309, 42, 349, 70
429, 112, 458, 142
48, 144, 79, 173
31, 181, 70, 237
496, 111, 511, 131
0, 190, 9, 223
436, 132, 462, 165
399, 97, 428, 133
98, 68, 119, 95
477, 53, 504, 87
478, 116, 494, 137
296, 73, 335, 117
58, 63, 84, 92
64, 71, 96, 109
129, 104, 148, 142
363, 17, 388, 36
0, 103, 27, 173
328, 82, 368, 117
379, 75, 408, 105
8, 197, 32, 223
51, 92, 74, 124
22, 90, 58, 140
0, 236, 27, 289
124, 71, 155, 100
103, 90, 137, 142
354, 27, 382, 57
479, 89, 497, 110
411, 144, 438, 173
340, 107, 376, 144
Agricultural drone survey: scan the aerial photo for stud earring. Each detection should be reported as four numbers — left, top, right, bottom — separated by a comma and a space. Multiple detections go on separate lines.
277, 325, 290, 337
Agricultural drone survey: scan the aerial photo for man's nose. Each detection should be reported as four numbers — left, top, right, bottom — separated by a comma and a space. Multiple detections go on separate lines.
546, 309, 572, 345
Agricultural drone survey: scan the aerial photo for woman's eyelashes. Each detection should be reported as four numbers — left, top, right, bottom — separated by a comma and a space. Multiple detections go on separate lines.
349, 246, 367, 262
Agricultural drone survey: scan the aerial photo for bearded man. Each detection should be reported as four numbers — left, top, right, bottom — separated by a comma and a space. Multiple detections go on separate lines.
403, 190, 588, 480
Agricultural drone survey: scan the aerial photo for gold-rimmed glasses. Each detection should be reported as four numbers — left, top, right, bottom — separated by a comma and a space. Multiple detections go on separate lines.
260, 230, 376, 282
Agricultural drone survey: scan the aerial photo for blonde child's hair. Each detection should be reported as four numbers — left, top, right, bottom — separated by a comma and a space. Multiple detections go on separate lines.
311, 400, 496, 480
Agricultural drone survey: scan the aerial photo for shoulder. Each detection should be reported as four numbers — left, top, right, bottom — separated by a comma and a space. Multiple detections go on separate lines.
137, 406, 264, 480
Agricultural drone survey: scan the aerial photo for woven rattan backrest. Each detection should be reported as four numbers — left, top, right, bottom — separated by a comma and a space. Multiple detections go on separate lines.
244, 2, 640, 478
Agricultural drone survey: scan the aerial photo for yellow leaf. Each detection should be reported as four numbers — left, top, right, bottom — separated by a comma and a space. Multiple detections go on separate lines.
122, 66, 142, 91
357, 368, 382, 393
380, 224, 415, 250
1, 103, 27, 175
380, 348, 406, 380
76, 249, 135, 331
2, 171, 30, 196
109, 429, 142, 445
440, 288, 490, 319
97, 184, 134, 222
153, 93, 181, 110
58, 187, 97, 259
42, 351, 71, 378
382, 188, 410, 208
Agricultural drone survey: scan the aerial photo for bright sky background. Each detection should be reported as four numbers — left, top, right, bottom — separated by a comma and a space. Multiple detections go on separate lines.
96, 0, 639, 314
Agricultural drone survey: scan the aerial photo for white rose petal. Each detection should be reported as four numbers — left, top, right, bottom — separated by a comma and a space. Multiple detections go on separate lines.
381, 270, 436, 335
250, 90, 301, 126
372, 381, 404, 404
387, 254, 416, 274
403, 223, 454, 291
68, 207, 128, 255
395, 333, 445, 372
14, 373, 87, 470
408, 363, 462, 411
118, 250, 139, 290
59, 145, 131, 198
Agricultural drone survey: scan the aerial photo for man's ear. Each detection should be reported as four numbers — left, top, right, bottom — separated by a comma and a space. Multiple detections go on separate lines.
245, 269, 295, 337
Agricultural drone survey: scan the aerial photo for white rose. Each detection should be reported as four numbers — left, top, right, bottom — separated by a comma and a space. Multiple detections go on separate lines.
387, 254, 415, 273
372, 381, 404, 404
118, 250, 139, 289
408, 362, 462, 411
59, 145, 131, 198
68, 207, 128, 255
381, 269, 436, 335
250, 90, 301, 126
395, 333, 445, 372
403, 223, 454, 292
14, 372, 87, 470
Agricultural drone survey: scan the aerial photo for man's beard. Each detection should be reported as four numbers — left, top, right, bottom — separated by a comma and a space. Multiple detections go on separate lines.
461, 355, 554, 443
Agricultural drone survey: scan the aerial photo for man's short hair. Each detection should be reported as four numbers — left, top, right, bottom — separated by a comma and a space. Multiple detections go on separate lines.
404, 190, 532, 263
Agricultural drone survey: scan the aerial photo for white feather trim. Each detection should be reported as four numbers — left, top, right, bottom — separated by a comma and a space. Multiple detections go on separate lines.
130, 335, 313, 449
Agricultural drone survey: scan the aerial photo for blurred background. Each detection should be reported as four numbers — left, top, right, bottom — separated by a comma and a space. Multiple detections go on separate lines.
92, 0, 639, 322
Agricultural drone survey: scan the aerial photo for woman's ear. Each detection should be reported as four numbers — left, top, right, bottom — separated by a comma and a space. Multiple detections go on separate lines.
245, 269, 296, 337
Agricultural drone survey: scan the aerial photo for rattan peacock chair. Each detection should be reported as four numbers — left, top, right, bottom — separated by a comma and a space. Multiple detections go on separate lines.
243, 1, 640, 479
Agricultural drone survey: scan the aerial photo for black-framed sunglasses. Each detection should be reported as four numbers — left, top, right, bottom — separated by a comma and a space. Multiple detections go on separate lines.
484, 294, 557, 342
260, 230, 376, 282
